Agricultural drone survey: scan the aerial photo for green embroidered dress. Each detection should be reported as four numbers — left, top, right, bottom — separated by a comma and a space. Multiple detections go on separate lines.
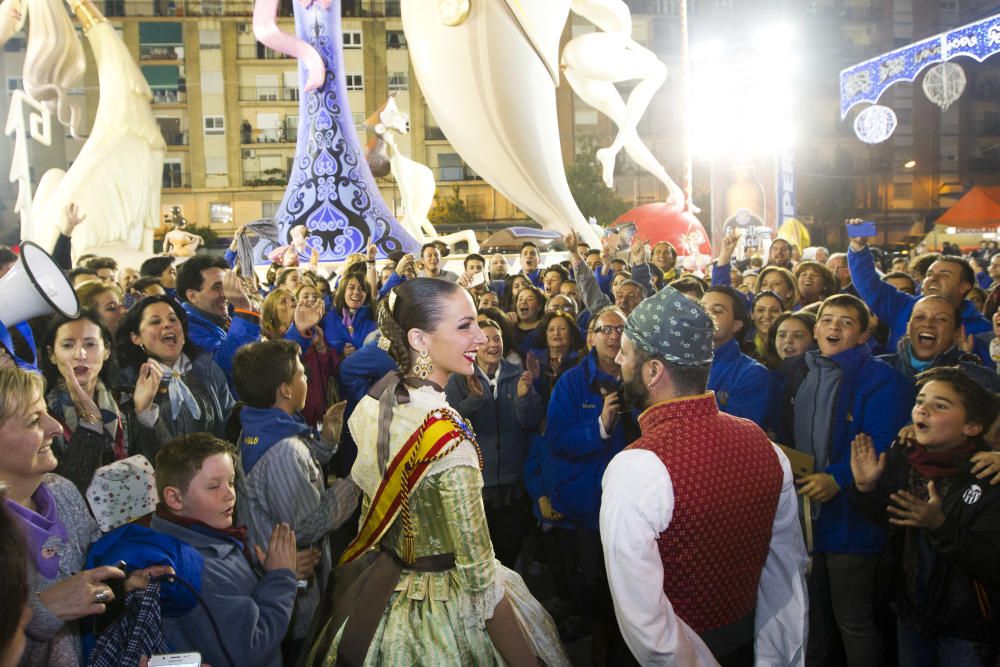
309, 385, 569, 666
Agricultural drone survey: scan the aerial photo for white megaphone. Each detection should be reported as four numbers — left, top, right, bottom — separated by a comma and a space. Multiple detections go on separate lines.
0, 241, 80, 327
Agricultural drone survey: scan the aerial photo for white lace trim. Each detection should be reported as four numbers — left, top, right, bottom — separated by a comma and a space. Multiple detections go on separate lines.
456, 560, 507, 631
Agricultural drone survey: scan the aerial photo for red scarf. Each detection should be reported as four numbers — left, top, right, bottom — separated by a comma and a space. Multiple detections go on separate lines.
906, 440, 977, 479
155, 505, 254, 563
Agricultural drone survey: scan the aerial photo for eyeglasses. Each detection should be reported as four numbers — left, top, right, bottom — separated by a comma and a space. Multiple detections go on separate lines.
594, 325, 625, 336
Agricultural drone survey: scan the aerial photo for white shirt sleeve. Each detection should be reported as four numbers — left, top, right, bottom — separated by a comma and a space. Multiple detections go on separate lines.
754, 445, 810, 667
600, 449, 719, 666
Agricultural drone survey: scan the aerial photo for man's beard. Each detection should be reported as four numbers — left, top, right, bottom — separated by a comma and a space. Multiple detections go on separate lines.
621, 370, 650, 412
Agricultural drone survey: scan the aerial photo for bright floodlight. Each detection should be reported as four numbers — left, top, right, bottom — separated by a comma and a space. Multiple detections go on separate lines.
689, 23, 799, 159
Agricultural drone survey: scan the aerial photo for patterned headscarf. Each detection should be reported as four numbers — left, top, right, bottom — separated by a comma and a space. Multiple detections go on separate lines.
624, 285, 714, 365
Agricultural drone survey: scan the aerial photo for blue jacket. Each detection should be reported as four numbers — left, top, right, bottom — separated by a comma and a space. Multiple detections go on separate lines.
338, 336, 397, 413
524, 434, 575, 530
784, 344, 913, 554
879, 338, 1000, 392
181, 303, 261, 384
151, 514, 297, 667
321, 305, 376, 354
378, 271, 405, 299
848, 246, 992, 365
545, 349, 627, 532
445, 360, 543, 488
708, 338, 772, 427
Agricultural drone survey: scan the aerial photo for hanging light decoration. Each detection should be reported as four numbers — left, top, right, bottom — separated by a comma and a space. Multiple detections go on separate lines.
922, 62, 966, 111
853, 105, 898, 144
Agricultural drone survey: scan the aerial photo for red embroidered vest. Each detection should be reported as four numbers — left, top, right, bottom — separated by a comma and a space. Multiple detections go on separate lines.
629, 392, 783, 634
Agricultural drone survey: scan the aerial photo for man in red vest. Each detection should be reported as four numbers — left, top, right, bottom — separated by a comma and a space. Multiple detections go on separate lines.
601, 284, 808, 665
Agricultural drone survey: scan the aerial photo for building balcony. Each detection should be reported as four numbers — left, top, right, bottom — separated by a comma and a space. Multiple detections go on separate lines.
162, 131, 189, 145
341, 0, 399, 17
162, 172, 191, 189
243, 168, 289, 187
424, 126, 446, 141
237, 44, 290, 60
238, 86, 299, 103
240, 127, 296, 144
152, 89, 187, 104
140, 45, 183, 60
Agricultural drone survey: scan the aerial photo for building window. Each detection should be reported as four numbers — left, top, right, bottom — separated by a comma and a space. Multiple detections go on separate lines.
353, 112, 365, 132
345, 74, 364, 91
262, 201, 281, 218
438, 153, 464, 181
163, 162, 183, 188
343, 31, 362, 49
204, 115, 225, 135
6, 77, 22, 93
210, 202, 233, 224
388, 71, 408, 91
386, 30, 407, 49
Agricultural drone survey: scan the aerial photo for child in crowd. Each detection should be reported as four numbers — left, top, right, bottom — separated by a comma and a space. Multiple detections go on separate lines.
232, 339, 360, 656
151, 434, 298, 667
783, 294, 913, 665
851, 367, 1000, 665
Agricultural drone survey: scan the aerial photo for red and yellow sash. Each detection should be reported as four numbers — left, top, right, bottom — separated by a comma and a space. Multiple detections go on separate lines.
339, 409, 471, 566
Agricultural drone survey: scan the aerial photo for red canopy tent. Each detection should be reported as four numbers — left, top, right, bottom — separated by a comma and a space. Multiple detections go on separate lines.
933, 186, 1000, 228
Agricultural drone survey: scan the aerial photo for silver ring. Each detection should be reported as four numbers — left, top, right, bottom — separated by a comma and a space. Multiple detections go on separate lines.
95, 589, 110, 603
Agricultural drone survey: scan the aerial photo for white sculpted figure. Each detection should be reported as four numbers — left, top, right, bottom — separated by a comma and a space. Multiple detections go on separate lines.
1, 0, 164, 263
369, 96, 479, 254
562, 0, 685, 206
402, 0, 600, 245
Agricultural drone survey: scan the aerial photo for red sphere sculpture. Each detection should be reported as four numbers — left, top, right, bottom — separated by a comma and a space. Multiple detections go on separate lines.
612, 204, 713, 273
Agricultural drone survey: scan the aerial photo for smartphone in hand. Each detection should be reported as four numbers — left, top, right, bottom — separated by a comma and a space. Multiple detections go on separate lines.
149, 654, 202, 667
846, 221, 877, 238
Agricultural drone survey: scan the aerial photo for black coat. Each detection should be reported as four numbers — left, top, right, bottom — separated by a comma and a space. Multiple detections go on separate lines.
850, 443, 1000, 643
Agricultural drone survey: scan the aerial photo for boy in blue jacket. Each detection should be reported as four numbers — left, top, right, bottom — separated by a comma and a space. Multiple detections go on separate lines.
846, 224, 992, 366
784, 294, 913, 666
151, 433, 299, 667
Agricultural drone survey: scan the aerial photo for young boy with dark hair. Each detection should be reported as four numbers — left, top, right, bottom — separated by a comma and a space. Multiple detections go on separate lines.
233, 339, 359, 654
151, 433, 298, 667
781, 293, 913, 665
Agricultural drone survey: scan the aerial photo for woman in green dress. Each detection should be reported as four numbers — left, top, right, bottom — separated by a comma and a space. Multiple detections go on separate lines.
307, 278, 569, 666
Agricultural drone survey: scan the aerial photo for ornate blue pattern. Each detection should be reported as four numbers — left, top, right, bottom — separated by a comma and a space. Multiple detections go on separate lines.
839, 12, 1000, 118
255, 0, 420, 263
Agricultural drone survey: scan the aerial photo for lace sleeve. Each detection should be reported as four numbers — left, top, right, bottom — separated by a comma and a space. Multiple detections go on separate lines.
435, 462, 504, 629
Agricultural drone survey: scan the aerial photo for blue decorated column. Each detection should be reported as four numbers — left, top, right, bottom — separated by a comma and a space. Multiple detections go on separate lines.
257, 0, 421, 263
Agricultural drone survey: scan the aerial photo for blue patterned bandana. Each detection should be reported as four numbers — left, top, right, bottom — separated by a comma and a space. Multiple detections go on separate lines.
624, 285, 714, 365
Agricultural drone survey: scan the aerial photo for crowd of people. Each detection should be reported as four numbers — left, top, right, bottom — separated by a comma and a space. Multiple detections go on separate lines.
0, 217, 999, 667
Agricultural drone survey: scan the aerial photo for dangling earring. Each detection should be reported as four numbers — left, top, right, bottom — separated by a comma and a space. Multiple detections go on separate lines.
413, 349, 433, 380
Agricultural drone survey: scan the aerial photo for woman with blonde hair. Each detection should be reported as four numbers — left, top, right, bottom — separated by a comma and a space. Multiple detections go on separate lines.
0, 367, 169, 665
260, 287, 296, 341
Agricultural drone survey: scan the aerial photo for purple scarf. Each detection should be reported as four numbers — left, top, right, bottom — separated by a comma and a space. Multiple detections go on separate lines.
342, 308, 355, 334
5, 484, 69, 579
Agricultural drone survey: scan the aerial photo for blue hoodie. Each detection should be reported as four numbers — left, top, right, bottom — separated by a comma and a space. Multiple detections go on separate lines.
848, 245, 993, 367
238, 407, 313, 474
708, 338, 772, 427
785, 344, 913, 554
545, 348, 627, 532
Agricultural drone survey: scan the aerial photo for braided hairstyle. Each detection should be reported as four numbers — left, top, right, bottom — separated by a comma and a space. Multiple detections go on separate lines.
377, 278, 464, 374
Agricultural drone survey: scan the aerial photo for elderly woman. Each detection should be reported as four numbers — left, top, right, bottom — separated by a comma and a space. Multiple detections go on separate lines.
115, 296, 234, 462
0, 368, 167, 665
41, 310, 126, 494
74, 281, 125, 336
528, 311, 585, 401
